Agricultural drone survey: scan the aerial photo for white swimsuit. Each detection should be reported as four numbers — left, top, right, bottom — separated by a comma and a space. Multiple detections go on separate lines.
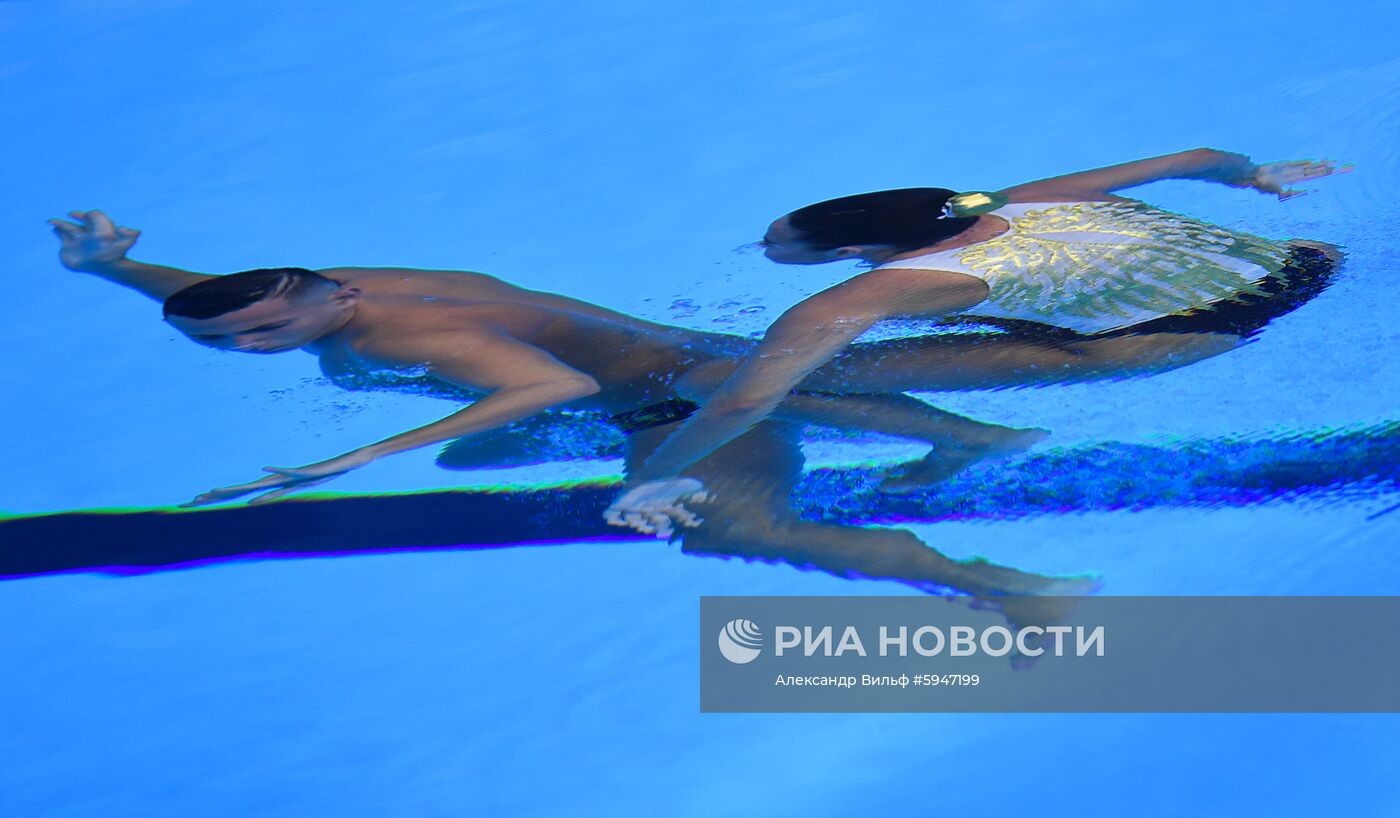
873, 200, 1291, 334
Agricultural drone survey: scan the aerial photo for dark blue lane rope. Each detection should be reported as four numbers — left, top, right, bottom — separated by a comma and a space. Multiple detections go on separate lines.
2, 423, 1396, 580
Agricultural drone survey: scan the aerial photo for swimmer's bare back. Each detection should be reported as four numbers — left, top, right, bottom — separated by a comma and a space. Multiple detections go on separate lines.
312, 281, 718, 410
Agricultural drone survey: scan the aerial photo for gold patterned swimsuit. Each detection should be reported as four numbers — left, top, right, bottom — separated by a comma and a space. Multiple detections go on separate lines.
875, 200, 1291, 334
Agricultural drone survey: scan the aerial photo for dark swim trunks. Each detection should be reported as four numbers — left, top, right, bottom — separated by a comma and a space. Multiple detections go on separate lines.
609, 398, 701, 434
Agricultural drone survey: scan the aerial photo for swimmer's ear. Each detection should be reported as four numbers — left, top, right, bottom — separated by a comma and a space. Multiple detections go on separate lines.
330, 286, 361, 306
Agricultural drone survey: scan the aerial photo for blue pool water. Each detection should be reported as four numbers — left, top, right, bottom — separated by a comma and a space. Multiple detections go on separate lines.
3, 0, 1400, 814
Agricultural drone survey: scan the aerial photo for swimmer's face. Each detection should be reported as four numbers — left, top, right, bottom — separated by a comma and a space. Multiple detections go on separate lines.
760, 216, 860, 265
166, 287, 359, 354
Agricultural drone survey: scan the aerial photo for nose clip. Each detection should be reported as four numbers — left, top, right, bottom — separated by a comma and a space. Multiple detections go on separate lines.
733, 241, 766, 254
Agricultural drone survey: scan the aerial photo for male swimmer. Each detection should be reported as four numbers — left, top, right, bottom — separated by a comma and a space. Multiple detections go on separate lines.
50, 210, 1108, 614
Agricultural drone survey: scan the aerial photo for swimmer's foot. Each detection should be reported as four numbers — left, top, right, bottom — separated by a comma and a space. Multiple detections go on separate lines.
976, 574, 1103, 669
987, 575, 1102, 630
877, 427, 1050, 494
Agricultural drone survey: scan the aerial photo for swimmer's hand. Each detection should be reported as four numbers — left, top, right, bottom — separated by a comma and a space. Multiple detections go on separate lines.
180, 449, 379, 507
48, 210, 142, 271
1237, 159, 1351, 200
604, 478, 711, 539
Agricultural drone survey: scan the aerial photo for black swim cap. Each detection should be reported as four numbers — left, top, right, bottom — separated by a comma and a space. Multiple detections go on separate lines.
786, 188, 979, 253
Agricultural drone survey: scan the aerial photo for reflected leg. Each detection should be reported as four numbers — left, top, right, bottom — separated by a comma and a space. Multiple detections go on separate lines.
677, 327, 1238, 403
677, 365, 1045, 451
804, 330, 1241, 393
675, 357, 1056, 492
624, 419, 1095, 606
773, 392, 1049, 492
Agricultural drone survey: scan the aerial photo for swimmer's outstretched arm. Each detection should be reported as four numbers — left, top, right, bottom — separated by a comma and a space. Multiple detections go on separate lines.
1000, 148, 1348, 201
49, 210, 217, 300
183, 328, 601, 506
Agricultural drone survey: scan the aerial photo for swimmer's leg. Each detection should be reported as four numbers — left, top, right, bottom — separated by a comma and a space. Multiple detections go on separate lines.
678, 367, 1043, 453
677, 323, 1239, 394
676, 368, 1048, 489
778, 392, 1048, 492
627, 420, 1096, 612
680, 506, 1097, 604
800, 330, 1243, 393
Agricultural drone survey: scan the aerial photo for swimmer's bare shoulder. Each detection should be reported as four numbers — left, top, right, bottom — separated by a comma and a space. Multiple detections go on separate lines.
320, 265, 704, 344
316, 266, 519, 298
310, 266, 553, 365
